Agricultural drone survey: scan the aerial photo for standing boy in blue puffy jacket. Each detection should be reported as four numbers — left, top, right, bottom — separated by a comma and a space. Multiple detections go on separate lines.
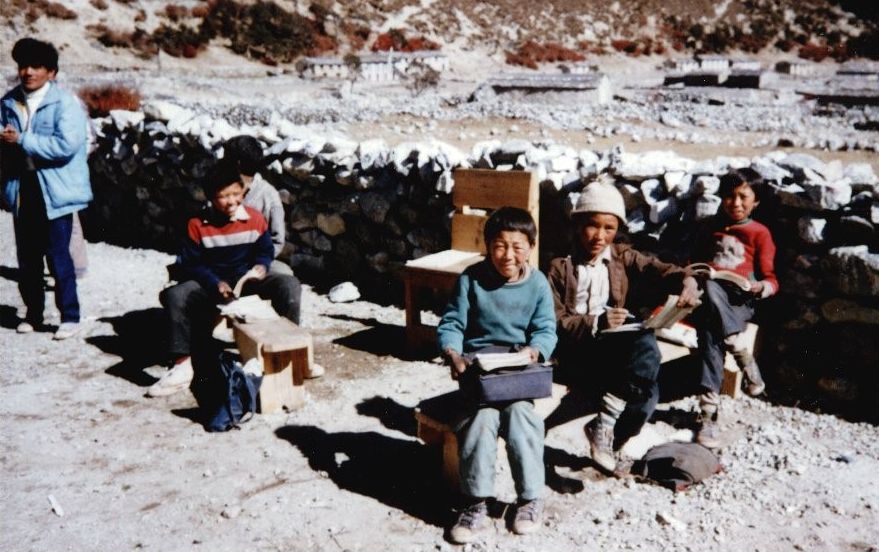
1, 38, 92, 340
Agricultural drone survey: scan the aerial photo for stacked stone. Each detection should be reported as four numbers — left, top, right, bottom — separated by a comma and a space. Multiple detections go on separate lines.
85, 104, 879, 411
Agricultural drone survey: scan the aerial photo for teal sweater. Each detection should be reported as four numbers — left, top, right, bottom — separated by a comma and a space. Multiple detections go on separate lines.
437, 260, 558, 361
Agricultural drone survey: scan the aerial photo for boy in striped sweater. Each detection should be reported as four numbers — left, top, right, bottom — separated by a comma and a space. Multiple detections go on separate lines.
147, 160, 302, 397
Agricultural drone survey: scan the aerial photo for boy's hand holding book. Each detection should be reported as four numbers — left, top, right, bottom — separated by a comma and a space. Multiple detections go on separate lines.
677, 276, 702, 308
749, 280, 765, 296
444, 348, 469, 380
217, 281, 234, 302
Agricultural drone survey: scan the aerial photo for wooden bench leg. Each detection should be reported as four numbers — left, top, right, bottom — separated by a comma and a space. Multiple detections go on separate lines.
260, 351, 306, 413
442, 432, 460, 489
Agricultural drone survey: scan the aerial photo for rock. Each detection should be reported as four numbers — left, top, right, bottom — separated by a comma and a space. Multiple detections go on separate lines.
109, 109, 145, 131
694, 194, 721, 220
612, 150, 694, 180
640, 179, 664, 205
328, 281, 361, 303
359, 192, 391, 224
844, 162, 878, 185
817, 376, 859, 401
694, 175, 720, 196
750, 158, 792, 185
142, 101, 193, 123
656, 512, 686, 531
820, 299, 879, 325
626, 209, 647, 233
797, 216, 827, 244
649, 197, 678, 224
619, 183, 643, 211
221, 505, 242, 519
663, 171, 688, 193
835, 216, 874, 245
821, 246, 879, 297
316, 213, 346, 237
803, 179, 852, 211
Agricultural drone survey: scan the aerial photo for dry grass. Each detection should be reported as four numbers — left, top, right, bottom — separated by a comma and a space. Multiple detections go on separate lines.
78, 84, 141, 117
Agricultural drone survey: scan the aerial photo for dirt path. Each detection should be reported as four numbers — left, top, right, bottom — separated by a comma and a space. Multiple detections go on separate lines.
1, 210, 877, 551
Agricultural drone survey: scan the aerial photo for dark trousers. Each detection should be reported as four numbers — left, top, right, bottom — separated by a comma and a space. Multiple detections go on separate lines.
14, 173, 79, 324
560, 330, 661, 440
693, 280, 754, 393
159, 273, 302, 358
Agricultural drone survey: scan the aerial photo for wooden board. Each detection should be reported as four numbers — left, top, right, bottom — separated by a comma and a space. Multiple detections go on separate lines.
452, 169, 537, 211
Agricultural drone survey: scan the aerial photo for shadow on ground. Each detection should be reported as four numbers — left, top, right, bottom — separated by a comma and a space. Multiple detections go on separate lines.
0, 304, 19, 330
355, 395, 419, 437
275, 423, 451, 527
327, 313, 430, 361
0, 265, 19, 284
87, 308, 168, 388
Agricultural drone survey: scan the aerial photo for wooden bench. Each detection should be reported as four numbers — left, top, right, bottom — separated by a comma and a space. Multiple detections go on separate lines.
232, 318, 314, 414
415, 324, 758, 485
401, 169, 539, 352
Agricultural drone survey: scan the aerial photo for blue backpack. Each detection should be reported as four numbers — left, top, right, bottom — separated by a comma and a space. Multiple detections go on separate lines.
205, 352, 262, 432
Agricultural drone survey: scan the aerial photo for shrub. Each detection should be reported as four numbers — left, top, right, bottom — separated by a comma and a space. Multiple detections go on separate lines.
371, 29, 439, 52
505, 40, 584, 68
153, 24, 205, 58
44, 2, 77, 19
90, 0, 108, 10
160, 4, 191, 22
799, 41, 831, 62
78, 84, 141, 117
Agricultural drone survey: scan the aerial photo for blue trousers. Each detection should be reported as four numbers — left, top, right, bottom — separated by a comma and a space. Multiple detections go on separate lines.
559, 329, 661, 441
14, 173, 79, 324
455, 400, 545, 501
693, 280, 754, 393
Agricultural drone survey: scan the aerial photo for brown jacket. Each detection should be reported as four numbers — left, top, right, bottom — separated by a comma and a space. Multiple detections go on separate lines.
547, 244, 688, 347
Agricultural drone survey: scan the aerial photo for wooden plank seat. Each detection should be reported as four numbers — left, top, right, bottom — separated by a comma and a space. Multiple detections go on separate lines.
231, 317, 314, 414
402, 169, 539, 352
415, 323, 758, 485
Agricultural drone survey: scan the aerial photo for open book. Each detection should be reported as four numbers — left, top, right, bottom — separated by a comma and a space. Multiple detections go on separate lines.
602, 294, 698, 334
473, 350, 533, 371
686, 262, 752, 292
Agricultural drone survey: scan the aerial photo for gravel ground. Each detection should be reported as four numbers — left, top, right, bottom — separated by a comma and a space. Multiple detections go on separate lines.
1, 208, 878, 551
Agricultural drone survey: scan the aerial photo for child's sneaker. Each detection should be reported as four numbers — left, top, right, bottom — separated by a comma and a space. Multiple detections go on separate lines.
16, 321, 35, 334
741, 360, 766, 396
512, 498, 543, 535
53, 321, 82, 340
696, 413, 722, 449
449, 500, 488, 544
147, 357, 194, 397
584, 417, 616, 472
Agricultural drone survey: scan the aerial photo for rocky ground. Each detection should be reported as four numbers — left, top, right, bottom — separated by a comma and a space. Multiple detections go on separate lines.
2, 207, 878, 551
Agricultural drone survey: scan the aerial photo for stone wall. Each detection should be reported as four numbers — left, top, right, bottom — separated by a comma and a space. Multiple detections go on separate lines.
85, 103, 879, 420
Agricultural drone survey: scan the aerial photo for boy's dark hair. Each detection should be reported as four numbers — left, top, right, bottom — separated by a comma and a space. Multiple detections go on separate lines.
12, 38, 58, 72
204, 159, 243, 198
719, 169, 766, 202
483, 206, 537, 246
223, 135, 263, 177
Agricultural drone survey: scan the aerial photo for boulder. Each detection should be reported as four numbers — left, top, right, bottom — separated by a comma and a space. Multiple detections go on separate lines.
328, 281, 361, 303
316, 213, 346, 237
820, 299, 879, 325
821, 245, 879, 297
797, 216, 827, 245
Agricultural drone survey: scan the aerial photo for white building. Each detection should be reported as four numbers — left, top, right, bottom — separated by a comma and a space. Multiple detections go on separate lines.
776, 60, 816, 77
301, 51, 449, 82
698, 55, 730, 72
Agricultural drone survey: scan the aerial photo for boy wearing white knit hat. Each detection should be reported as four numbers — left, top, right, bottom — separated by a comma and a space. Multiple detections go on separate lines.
547, 175, 701, 472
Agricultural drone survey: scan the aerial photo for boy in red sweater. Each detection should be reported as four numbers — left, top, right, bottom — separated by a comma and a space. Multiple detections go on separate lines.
148, 160, 302, 398
690, 170, 778, 447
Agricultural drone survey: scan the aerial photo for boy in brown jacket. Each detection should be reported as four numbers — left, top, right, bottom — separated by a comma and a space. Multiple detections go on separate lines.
547, 176, 700, 471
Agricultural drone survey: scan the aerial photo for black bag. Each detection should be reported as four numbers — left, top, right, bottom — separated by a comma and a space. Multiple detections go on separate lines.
631, 442, 722, 491
459, 346, 553, 404
204, 352, 262, 432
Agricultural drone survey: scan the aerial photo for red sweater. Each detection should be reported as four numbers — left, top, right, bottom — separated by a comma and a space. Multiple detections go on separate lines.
693, 217, 779, 296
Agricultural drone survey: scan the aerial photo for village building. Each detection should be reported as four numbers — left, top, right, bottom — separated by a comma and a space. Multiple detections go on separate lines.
300, 51, 449, 82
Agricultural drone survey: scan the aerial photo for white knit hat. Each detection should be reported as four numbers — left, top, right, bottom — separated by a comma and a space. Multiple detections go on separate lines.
571, 174, 626, 222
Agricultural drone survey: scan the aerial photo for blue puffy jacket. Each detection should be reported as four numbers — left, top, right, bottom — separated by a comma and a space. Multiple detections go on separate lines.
1, 82, 92, 220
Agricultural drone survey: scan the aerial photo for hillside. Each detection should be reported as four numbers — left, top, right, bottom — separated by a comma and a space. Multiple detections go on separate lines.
1, 0, 877, 73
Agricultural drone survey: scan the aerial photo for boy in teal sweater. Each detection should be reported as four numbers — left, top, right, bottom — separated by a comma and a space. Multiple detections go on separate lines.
437, 206, 557, 544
